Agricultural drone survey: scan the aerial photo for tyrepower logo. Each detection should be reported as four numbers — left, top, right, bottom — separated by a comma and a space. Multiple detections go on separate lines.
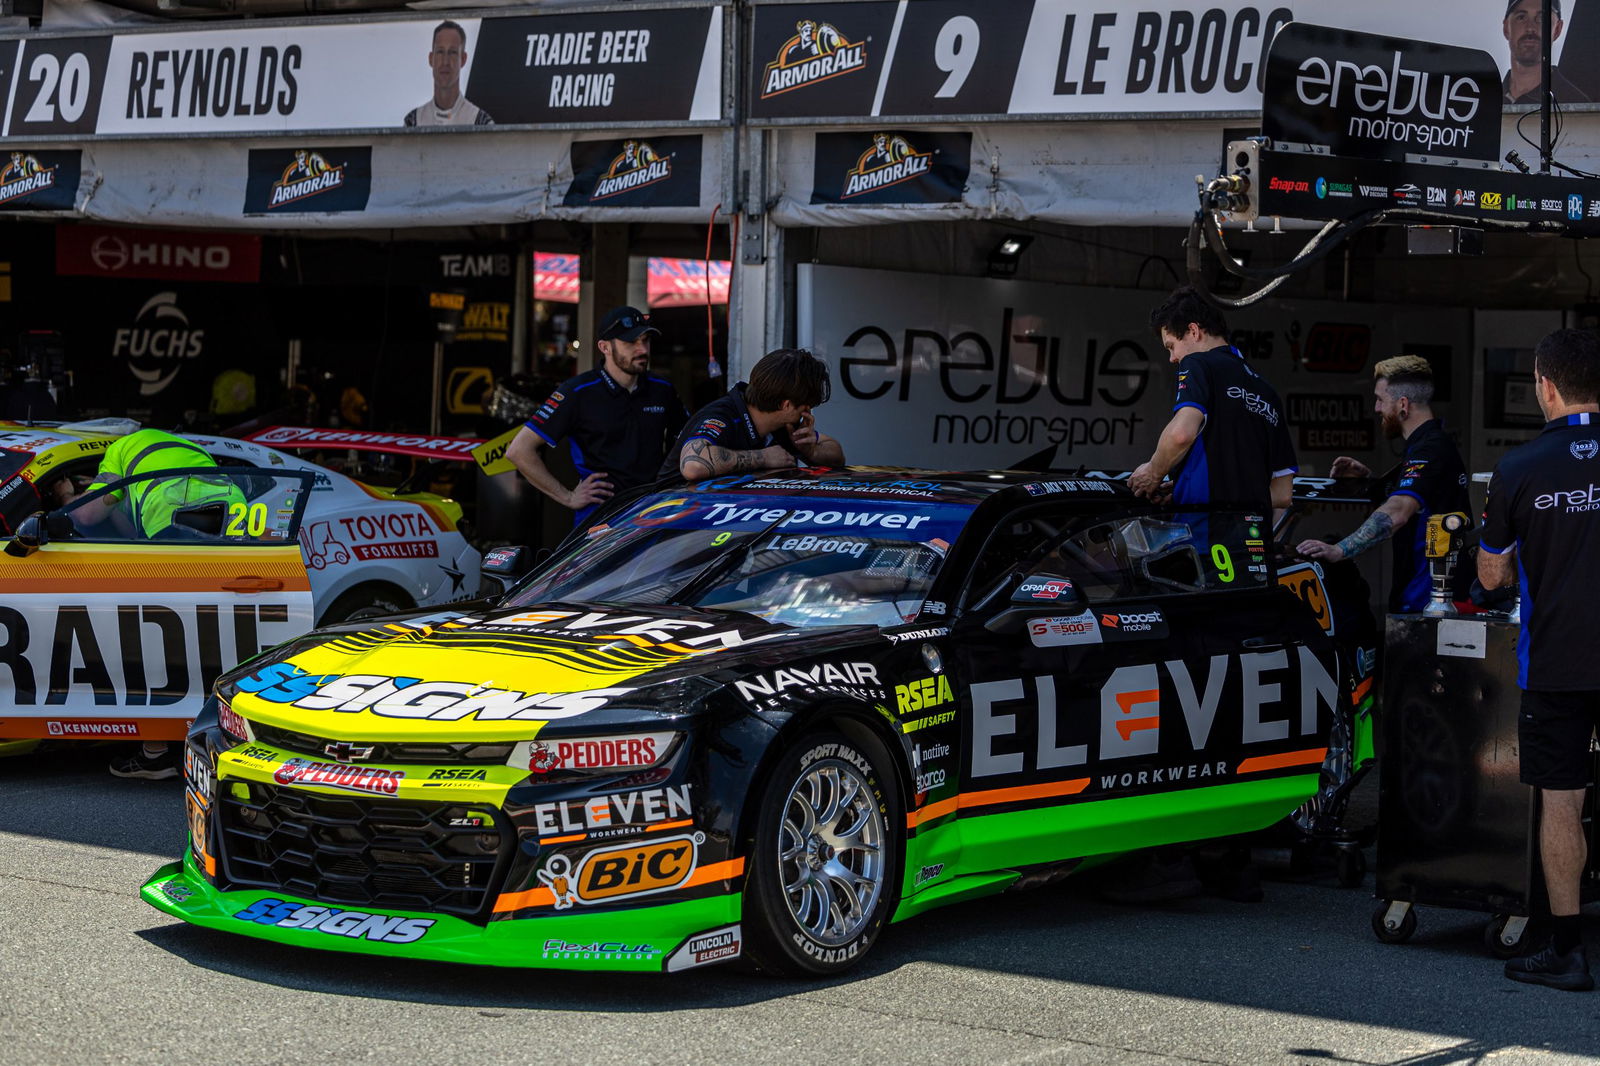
843, 133, 932, 198
538, 833, 701, 908
269, 150, 345, 209
590, 140, 671, 201
46, 720, 140, 737
761, 18, 867, 97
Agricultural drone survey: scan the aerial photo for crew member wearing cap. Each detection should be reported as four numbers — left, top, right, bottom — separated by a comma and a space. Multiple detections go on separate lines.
506, 306, 688, 524
1503, 0, 1589, 104
660, 348, 844, 481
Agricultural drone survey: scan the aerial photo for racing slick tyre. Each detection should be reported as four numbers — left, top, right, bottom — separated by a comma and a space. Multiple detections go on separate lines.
742, 729, 903, 977
318, 585, 412, 625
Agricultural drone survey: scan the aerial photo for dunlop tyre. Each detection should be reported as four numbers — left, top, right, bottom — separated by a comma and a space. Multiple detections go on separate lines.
743, 730, 902, 977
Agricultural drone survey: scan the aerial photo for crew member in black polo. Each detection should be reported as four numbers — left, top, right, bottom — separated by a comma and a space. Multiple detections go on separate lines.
1297, 356, 1470, 612
506, 305, 687, 524
660, 347, 844, 480
1129, 286, 1296, 515
1479, 328, 1600, 993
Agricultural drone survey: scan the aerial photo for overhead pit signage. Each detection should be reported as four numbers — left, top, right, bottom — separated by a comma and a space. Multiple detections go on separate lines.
1261, 23, 1503, 163
564, 135, 701, 208
57, 224, 261, 282
748, 1, 1581, 122
0, 6, 721, 139
810, 130, 970, 205
0, 149, 79, 210
243, 147, 371, 214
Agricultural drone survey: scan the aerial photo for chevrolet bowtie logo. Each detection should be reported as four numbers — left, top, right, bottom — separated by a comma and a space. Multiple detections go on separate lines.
323, 741, 376, 763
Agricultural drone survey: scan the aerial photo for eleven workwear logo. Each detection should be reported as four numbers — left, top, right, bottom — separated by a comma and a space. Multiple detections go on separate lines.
761, 18, 866, 97
843, 133, 932, 198
591, 140, 671, 200
1101, 665, 1160, 760
0, 152, 55, 204
270, 150, 346, 209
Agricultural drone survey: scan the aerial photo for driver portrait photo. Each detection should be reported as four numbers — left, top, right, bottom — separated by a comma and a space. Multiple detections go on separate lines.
403, 20, 495, 128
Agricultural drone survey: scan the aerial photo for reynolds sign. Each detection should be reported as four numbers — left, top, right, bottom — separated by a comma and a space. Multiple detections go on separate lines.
1262, 23, 1503, 164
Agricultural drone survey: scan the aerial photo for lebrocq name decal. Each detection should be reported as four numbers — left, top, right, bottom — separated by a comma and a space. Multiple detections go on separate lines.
1261, 23, 1503, 163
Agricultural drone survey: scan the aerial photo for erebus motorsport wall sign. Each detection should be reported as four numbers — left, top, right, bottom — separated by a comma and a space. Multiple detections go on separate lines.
1261, 23, 1503, 164
0, 150, 79, 211
244, 147, 371, 214
564, 135, 701, 208
811, 131, 969, 205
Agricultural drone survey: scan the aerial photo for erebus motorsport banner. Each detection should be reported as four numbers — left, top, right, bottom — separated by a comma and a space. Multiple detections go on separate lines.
1262, 24, 1503, 163
244, 146, 372, 214
810, 130, 970, 205
748, 0, 1591, 121
563, 135, 702, 208
0, 148, 79, 210
0, 6, 722, 139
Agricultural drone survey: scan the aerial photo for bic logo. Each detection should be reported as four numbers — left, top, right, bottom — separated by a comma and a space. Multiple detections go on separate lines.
576, 834, 700, 904
1101, 665, 1160, 759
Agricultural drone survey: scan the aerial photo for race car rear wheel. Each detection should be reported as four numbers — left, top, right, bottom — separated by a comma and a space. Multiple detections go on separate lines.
743, 729, 902, 977
318, 584, 412, 625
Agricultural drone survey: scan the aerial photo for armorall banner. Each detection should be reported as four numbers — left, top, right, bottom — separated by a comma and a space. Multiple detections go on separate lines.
0, 5, 723, 139
747, 0, 1594, 121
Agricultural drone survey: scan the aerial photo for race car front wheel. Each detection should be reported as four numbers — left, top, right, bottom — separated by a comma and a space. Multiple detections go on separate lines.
743, 728, 902, 977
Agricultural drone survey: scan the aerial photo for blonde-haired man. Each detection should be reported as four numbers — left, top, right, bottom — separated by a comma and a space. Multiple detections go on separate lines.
1297, 355, 1469, 612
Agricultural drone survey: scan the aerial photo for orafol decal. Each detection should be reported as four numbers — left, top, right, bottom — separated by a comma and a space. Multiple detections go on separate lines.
761, 18, 866, 98
244, 147, 372, 214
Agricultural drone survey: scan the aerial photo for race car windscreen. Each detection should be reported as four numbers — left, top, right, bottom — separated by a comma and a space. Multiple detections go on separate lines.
509, 492, 975, 627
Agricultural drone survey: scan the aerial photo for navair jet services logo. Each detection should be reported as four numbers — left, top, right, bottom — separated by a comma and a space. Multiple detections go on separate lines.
0, 152, 55, 205
270, 150, 346, 209
761, 18, 867, 98
843, 133, 932, 198
591, 140, 672, 201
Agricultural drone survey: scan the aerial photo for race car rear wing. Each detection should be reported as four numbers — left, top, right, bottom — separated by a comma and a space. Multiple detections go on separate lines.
240, 426, 483, 461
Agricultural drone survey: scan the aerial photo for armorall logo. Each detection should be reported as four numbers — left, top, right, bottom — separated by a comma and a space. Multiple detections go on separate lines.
0, 152, 56, 205
761, 18, 867, 98
269, 150, 346, 210
591, 141, 672, 201
843, 134, 932, 199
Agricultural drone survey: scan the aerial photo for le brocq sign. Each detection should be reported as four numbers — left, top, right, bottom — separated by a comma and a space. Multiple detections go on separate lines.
1262, 23, 1503, 164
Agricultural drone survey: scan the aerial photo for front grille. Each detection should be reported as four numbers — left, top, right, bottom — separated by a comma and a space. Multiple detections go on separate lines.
216, 782, 512, 920
250, 722, 516, 765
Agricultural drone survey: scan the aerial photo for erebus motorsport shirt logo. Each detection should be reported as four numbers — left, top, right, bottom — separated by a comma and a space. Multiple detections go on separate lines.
0, 152, 55, 205
269, 149, 345, 209
843, 133, 931, 199
761, 18, 866, 98
591, 140, 670, 201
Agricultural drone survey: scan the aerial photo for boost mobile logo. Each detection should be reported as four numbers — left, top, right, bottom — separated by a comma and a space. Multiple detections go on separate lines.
592, 141, 671, 200
270, 149, 345, 209
844, 133, 932, 198
761, 18, 866, 98
0, 152, 56, 204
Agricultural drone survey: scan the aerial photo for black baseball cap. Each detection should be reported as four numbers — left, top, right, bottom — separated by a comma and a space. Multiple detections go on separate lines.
598, 306, 660, 342
1507, 0, 1560, 15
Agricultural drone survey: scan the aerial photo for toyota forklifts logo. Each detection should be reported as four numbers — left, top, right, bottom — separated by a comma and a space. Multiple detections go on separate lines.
591, 141, 672, 200
761, 18, 866, 98
843, 133, 932, 198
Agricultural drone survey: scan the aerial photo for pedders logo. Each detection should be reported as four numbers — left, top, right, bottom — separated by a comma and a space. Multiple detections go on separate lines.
0, 152, 56, 205
843, 133, 932, 198
112, 292, 205, 396
519, 732, 673, 774
273, 757, 404, 795
761, 18, 866, 98
591, 140, 672, 200
269, 150, 346, 209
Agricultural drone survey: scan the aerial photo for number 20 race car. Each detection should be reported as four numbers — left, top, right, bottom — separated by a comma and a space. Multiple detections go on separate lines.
142, 469, 1346, 975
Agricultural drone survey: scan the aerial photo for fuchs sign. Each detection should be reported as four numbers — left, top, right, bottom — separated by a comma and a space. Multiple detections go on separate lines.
1262, 23, 1503, 164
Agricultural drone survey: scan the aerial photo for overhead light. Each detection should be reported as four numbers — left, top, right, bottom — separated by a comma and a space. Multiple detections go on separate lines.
987, 235, 1033, 278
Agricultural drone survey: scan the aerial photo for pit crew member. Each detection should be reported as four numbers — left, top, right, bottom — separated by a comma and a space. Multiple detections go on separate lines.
506, 306, 688, 524
661, 348, 845, 481
1479, 328, 1600, 992
1297, 356, 1469, 612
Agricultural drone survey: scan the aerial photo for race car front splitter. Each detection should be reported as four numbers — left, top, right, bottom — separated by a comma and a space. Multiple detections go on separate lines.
141, 851, 742, 973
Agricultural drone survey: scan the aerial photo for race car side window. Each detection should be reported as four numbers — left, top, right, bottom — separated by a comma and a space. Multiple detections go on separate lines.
53, 468, 314, 545
1034, 511, 1270, 601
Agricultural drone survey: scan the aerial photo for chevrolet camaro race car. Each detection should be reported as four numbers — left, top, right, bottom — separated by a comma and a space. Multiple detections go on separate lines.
142, 469, 1349, 975
0, 421, 481, 743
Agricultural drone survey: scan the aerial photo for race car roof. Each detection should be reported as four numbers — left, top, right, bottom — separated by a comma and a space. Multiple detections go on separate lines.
674, 468, 1137, 506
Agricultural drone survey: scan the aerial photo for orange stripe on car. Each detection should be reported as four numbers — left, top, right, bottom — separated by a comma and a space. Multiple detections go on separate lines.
491, 857, 746, 913
906, 778, 1091, 828
1236, 748, 1327, 774
1353, 677, 1373, 703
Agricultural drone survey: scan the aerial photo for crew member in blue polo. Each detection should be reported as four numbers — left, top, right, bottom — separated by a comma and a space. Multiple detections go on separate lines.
1297, 355, 1469, 612
506, 306, 688, 524
1478, 328, 1600, 992
1128, 286, 1296, 517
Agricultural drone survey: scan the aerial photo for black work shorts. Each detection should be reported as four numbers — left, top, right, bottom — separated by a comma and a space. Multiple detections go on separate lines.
1519, 690, 1600, 790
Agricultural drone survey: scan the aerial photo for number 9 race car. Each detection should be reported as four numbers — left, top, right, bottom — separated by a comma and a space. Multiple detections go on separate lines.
141, 469, 1347, 975
0, 421, 481, 745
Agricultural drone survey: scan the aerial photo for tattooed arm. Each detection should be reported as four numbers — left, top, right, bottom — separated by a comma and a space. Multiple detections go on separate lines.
678, 438, 792, 481
1296, 494, 1419, 563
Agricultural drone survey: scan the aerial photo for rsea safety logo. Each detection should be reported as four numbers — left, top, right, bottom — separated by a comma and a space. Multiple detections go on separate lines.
761, 18, 866, 98
591, 140, 672, 201
843, 133, 932, 198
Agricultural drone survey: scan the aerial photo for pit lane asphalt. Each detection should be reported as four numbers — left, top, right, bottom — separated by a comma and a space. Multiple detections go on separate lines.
3, 746, 1597, 1066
